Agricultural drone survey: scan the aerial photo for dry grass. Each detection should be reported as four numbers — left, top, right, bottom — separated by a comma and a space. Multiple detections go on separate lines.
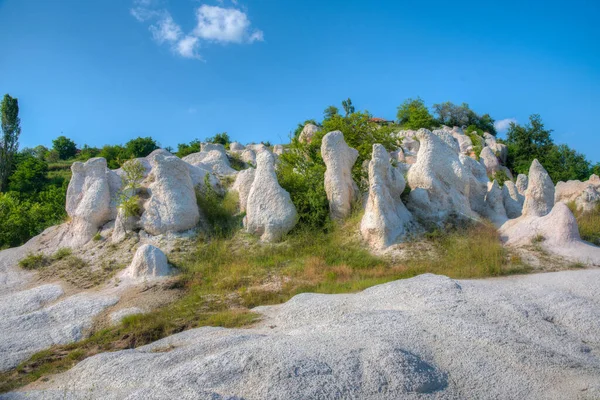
568, 202, 600, 246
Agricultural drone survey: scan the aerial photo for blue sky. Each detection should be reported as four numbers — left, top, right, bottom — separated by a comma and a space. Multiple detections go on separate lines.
0, 0, 598, 162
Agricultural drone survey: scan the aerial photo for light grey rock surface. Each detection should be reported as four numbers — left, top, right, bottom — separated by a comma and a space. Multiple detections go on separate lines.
124, 244, 170, 279
555, 175, 600, 212
140, 154, 200, 235
483, 180, 508, 226
245, 152, 297, 242
298, 123, 320, 144
229, 142, 245, 151
240, 148, 257, 165
321, 131, 359, 221
361, 144, 417, 249
109, 307, 143, 326
8, 270, 600, 399
502, 180, 524, 219
522, 159, 555, 217
516, 174, 529, 196
231, 167, 256, 213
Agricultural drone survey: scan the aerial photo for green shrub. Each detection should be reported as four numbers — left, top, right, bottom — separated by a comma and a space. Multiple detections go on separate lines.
568, 202, 600, 246
52, 248, 72, 260
19, 253, 50, 270
196, 176, 243, 238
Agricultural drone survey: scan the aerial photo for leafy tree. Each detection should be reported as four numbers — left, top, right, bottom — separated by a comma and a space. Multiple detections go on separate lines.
323, 105, 339, 120
125, 136, 158, 158
0, 94, 22, 191
8, 156, 48, 195
433, 102, 496, 135
341, 98, 355, 117
78, 144, 100, 161
396, 98, 436, 130
32, 145, 49, 160
292, 120, 318, 140
505, 114, 554, 175
176, 139, 201, 157
544, 144, 591, 183
98, 145, 127, 169
592, 163, 600, 176
52, 136, 77, 160
206, 132, 231, 147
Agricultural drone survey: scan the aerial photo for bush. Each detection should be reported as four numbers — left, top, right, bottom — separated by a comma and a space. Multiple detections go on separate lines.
396, 98, 436, 130
568, 202, 600, 246
125, 137, 159, 158
52, 136, 77, 160
176, 140, 201, 158
196, 176, 243, 238
206, 132, 231, 147
19, 253, 50, 270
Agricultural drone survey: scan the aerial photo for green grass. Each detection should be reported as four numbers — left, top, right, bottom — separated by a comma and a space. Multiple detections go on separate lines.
2, 211, 530, 393
568, 202, 600, 246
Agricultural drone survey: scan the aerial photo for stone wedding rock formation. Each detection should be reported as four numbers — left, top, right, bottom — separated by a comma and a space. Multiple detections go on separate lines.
66, 158, 120, 246
140, 154, 200, 235
361, 144, 417, 249
183, 149, 236, 176
484, 180, 508, 226
555, 174, 600, 212
229, 142, 245, 151
245, 152, 297, 242
298, 123, 320, 144
502, 180, 524, 219
480, 147, 512, 180
321, 131, 359, 221
516, 174, 529, 196
231, 167, 256, 213
125, 244, 170, 278
521, 159, 554, 217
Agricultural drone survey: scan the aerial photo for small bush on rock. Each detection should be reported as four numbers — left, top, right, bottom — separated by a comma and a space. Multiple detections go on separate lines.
18, 253, 50, 270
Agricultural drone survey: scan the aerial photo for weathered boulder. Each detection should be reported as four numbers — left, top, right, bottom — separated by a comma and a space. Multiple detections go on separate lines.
140, 154, 200, 235
241, 149, 257, 165
184, 150, 236, 176
480, 147, 512, 180
229, 142, 245, 151
245, 152, 297, 242
298, 123, 320, 144
406, 129, 476, 226
484, 181, 508, 226
500, 203, 600, 265
390, 148, 405, 163
321, 131, 359, 221
66, 158, 116, 246
231, 168, 256, 213
200, 143, 226, 154
555, 174, 600, 212
522, 159, 554, 217
459, 154, 489, 216
125, 244, 170, 278
432, 129, 460, 153
575, 185, 600, 212
502, 181, 523, 219
273, 145, 284, 155
516, 174, 528, 196
451, 130, 474, 155
361, 144, 417, 249
401, 136, 420, 156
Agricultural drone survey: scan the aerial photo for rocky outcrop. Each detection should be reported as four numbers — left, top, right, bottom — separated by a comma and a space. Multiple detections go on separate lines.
184, 150, 236, 176
484, 181, 508, 226
555, 174, 600, 212
480, 147, 512, 180
502, 180, 523, 219
125, 244, 170, 278
245, 152, 297, 242
273, 145, 284, 155
229, 142, 245, 151
361, 144, 417, 249
240, 149, 257, 165
406, 129, 477, 226
459, 154, 489, 216
516, 174, 528, 196
321, 131, 359, 221
140, 154, 200, 235
500, 203, 600, 265
432, 129, 460, 153
231, 168, 256, 213
298, 123, 320, 144
200, 143, 226, 154
66, 158, 118, 246
522, 159, 554, 217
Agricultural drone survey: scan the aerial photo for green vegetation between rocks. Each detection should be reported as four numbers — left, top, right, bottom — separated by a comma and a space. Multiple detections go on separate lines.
568, 202, 600, 246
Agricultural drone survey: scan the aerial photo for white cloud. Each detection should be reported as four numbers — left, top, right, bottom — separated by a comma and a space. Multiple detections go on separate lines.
194, 5, 262, 44
149, 13, 182, 43
131, 2, 263, 60
494, 118, 517, 132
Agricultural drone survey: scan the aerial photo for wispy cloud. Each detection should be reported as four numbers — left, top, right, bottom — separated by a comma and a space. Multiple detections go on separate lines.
130, 1, 263, 60
494, 118, 517, 132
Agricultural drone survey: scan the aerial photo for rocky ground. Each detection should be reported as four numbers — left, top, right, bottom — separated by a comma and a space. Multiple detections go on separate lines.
3, 270, 599, 399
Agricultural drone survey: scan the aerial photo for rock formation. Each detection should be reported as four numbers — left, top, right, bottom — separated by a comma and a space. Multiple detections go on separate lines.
555, 174, 600, 212
240, 149, 257, 165
516, 174, 528, 196
229, 142, 245, 151
502, 180, 524, 219
298, 123, 320, 144
521, 159, 554, 217
66, 158, 119, 246
245, 152, 297, 242
140, 154, 200, 235
484, 180, 508, 226
184, 150, 236, 176
361, 144, 417, 249
480, 147, 512, 180
273, 145, 284, 155
125, 244, 170, 278
231, 167, 256, 213
321, 131, 359, 221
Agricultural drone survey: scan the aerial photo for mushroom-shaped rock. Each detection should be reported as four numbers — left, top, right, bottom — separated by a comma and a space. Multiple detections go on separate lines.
140, 154, 200, 235
406, 129, 476, 225
502, 181, 523, 219
484, 181, 508, 226
522, 159, 554, 217
66, 158, 116, 246
298, 123, 320, 144
321, 131, 359, 221
516, 174, 528, 196
229, 142, 245, 151
361, 144, 417, 249
245, 152, 297, 242
500, 203, 600, 265
126, 244, 170, 278
231, 168, 256, 213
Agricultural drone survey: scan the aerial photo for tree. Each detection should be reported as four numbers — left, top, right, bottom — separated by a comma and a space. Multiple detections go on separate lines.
176, 139, 201, 157
125, 136, 158, 158
78, 144, 100, 161
0, 94, 22, 191
592, 163, 600, 176
8, 156, 49, 195
396, 98, 436, 130
544, 144, 591, 183
323, 105, 339, 120
433, 101, 497, 135
505, 114, 554, 175
206, 132, 231, 147
341, 98, 355, 117
52, 136, 77, 160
